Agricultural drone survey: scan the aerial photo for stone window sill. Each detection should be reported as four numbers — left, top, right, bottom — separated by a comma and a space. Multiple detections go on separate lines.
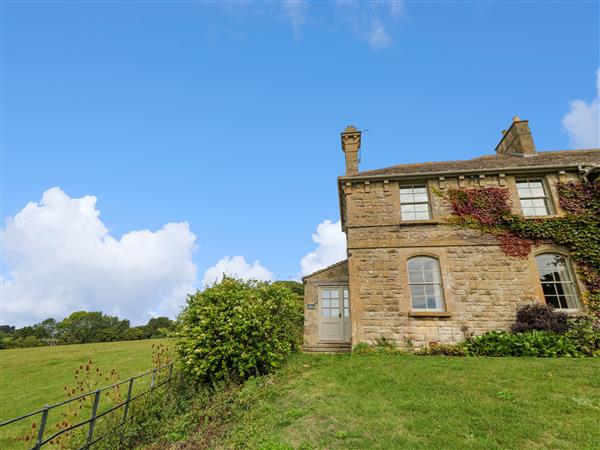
409, 311, 452, 318
522, 214, 561, 220
399, 219, 441, 226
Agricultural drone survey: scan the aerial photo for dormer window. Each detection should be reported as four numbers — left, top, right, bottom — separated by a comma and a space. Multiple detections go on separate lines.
516, 179, 552, 217
400, 185, 431, 221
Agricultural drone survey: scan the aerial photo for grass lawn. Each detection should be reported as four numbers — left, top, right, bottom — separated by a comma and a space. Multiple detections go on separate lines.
0, 338, 172, 449
217, 353, 600, 449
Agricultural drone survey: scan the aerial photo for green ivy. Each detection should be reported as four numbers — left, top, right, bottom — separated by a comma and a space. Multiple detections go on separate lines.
444, 181, 600, 317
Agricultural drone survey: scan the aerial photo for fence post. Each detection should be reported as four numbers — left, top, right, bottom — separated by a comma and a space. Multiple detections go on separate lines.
34, 406, 49, 450
150, 368, 157, 390
167, 364, 173, 388
86, 390, 101, 448
122, 378, 134, 424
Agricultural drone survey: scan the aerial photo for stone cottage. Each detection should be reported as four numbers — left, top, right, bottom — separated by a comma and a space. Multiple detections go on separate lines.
302, 117, 600, 352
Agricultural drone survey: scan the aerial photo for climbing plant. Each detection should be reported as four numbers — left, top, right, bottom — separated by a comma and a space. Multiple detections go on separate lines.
444, 180, 600, 317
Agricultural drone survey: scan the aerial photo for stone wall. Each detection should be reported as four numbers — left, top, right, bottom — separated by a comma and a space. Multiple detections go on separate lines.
342, 170, 587, 348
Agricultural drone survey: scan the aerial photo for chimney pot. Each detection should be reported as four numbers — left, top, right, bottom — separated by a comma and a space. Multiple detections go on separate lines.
512, 115, 521, 122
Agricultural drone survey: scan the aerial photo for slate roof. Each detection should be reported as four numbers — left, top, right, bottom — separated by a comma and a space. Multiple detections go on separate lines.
353, 149, 600, 178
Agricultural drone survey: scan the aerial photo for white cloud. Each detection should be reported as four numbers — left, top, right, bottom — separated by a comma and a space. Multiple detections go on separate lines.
300, 219, 347, 276
562, 68, 600, 148
1, 187, 197, 327
282, 0, 308, 39
366, 19, 391, 49
202, 256, 273, 287
336, 0, 404, 49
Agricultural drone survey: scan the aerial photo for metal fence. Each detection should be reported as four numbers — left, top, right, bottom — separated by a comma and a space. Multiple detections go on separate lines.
0, 362, 176, 450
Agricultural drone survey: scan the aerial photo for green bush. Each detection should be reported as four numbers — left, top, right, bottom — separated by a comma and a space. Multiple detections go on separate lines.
565, 315, 600, 356
464, 330, 584, 357
352, 338, 409, 355
416, 343, 466, 357
175, 277, 303, 382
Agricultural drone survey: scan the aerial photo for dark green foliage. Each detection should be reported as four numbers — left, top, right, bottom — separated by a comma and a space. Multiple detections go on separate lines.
272, 280, 304, 298
417, 343, 466, 356
463, 331, 584, 357
511, 303, 570, 334
175, 277, 303, 383
57, 311, 131, 344
565, 315, 600, 356
2, 313, 176, 349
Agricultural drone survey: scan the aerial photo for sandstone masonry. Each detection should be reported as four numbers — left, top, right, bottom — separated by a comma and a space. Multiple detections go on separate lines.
303, 119, 600, 351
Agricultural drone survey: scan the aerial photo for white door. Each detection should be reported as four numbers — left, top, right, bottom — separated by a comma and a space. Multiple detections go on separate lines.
319, 287, 350, 342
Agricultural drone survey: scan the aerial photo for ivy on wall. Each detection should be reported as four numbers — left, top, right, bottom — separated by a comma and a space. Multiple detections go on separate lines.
443, 181, 600, 317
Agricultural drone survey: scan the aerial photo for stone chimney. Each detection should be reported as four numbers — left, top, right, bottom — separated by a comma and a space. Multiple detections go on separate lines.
495, 116, 536, 156
341, 125, 362, 175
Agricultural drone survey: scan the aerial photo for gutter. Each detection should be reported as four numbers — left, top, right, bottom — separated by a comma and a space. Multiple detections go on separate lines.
337, 163, 589, 183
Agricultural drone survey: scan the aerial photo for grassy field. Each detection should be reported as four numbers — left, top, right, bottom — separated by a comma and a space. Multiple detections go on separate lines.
212, 354, 600, 449
0, 339, 172, 448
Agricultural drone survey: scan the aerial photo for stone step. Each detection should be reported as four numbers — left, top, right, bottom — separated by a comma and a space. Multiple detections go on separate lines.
302, 342, 352, 353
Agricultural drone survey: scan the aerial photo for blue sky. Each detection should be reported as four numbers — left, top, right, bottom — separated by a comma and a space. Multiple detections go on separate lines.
2, 1, 599, 326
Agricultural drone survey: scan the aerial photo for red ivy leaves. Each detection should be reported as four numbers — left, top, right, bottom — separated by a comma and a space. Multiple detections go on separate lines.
447, 187, 511, 227
556, 181, 600, 219
497, 234, 533, 259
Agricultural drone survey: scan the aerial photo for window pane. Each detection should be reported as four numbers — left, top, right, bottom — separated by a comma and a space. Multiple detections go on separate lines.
400, 193, 415, 203
411, 295, 427, 309
426, 296, 437, 309
343, 289, 349, 299
330, 299, 339, 308
330, 290, 339, 298
413, 193, 428, 202
322, 299, 330, 308
415, 212, 430, 220
422, 259, 435, 271
414, 203, 429, 212
322, 309, 330, 317
331, 308, 339, 317
411, 285, 425, 297
413, 186, 427, 194
407, 259, 421, 270
530, 187, 545, 197
322, 290, 330, 299
409, 270, 424, 283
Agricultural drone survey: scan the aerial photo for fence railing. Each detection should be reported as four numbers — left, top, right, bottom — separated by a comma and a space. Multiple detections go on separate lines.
0, 362, 176, 450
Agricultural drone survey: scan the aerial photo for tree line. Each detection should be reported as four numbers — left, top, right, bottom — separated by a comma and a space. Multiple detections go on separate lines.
0, 311, 175, 349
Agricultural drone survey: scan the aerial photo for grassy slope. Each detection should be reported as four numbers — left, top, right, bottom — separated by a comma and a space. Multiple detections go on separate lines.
218, 354, 600, 449
0, 339, 171, 448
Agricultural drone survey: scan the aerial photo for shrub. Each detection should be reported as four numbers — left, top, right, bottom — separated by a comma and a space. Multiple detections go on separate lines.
418, 343, 466, 357
565, 315, 600, 357
464, 330, 583, 357
352, 338, 406, 355
175, 277, 303, 383
511, 303, 570, 334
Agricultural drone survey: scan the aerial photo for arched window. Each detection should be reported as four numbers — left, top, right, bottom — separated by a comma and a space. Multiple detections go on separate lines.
535, 253, 579, 310
408, 256, 445, 311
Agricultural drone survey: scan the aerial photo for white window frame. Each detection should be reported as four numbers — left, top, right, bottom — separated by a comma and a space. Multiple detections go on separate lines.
400, 184, 431, 221
535, 253, 580, 311
407, 256, 446, 312
516, 178, 552, 217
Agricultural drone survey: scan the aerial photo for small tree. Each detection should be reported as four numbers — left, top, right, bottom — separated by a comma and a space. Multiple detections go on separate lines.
175, 277, 303, 383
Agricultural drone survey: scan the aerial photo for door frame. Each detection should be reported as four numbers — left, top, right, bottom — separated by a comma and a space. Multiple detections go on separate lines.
318, 285, 350, 343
